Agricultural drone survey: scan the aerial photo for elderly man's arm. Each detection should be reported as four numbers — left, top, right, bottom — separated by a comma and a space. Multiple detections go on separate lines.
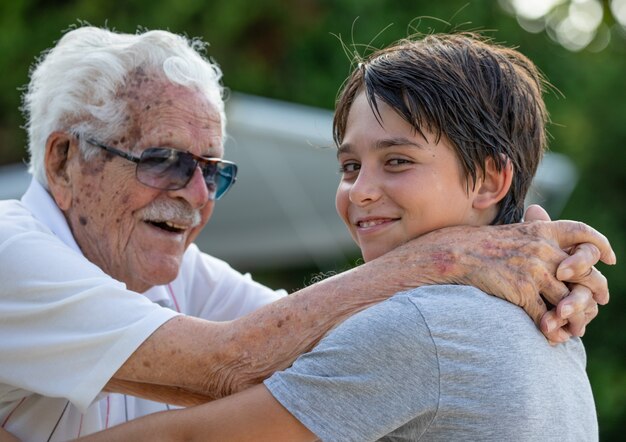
104, 219, 614, 404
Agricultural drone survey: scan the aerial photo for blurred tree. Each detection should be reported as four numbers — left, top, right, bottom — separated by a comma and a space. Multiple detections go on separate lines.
0, 0, 623, 438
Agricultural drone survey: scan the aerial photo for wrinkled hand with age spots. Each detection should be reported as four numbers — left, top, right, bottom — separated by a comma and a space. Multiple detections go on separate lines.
524, 205, 612, 343
381, 207, 615, 343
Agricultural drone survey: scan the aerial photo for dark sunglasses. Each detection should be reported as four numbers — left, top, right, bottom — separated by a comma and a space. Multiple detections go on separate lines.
84, 138, 238, 200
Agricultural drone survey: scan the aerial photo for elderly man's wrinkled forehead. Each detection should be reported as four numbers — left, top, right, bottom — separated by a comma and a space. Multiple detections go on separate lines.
113, 67, 222, 150
117, 66, 158, 99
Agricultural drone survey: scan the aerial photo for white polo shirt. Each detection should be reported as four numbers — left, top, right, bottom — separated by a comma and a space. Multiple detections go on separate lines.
0, 179, 284, 441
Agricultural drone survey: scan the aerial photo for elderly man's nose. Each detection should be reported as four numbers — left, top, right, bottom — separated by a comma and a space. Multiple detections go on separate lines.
169, 167, 210, 208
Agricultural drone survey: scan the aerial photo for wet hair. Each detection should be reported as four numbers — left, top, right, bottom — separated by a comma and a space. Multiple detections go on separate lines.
333, 33, 549, 224
22, 25, 225, 187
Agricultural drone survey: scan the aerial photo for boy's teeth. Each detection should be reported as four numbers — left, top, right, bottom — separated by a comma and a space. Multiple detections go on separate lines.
360, 220, 385, 228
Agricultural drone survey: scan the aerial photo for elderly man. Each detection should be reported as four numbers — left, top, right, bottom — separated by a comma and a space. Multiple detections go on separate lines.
0, 26, 614, 441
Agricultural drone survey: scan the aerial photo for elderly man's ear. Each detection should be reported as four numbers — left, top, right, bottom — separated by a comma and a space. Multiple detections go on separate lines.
45, 131, 78, 211
471, 156, 514, 211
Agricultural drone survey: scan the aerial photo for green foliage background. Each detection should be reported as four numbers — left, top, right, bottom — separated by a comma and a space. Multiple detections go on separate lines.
0, 0, 623, 439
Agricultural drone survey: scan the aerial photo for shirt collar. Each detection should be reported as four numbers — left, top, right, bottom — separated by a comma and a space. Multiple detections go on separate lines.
20, 178, 172, 301
21, 178, 82, 254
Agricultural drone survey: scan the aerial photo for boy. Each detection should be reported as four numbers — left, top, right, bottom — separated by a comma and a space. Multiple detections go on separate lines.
262, 33, 596, 441
78, 33, 597, 441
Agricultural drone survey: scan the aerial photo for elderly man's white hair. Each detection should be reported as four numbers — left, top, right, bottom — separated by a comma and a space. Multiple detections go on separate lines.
22, 25, 226, 187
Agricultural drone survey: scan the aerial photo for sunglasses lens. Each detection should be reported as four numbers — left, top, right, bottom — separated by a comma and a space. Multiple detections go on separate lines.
215, 163, 237, 200
202, 162, 237, 200
137, 148, 195, 190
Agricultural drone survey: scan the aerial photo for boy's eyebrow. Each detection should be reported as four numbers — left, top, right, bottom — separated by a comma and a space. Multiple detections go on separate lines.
337, 136, 423, 157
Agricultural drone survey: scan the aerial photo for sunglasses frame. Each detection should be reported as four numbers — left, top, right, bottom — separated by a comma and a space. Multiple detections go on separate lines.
82, 137, 237, 200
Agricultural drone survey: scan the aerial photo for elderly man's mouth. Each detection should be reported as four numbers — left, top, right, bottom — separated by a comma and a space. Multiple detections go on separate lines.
146, 220, 187, 234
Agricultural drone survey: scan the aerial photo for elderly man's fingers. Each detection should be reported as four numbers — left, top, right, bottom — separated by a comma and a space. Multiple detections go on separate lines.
556, 243, 601, 280
566, 309, 597, 338
561, 266, 609, 305
538, 277, 570, 307
540, 310, 569, 343
553, 328, 573, 344
556, 243, 609, 304
550, 220, 616, 265
580, 267, 608, 305
556, 285, 594, 318
523, 204, 551, 222
556, 285, 599, 337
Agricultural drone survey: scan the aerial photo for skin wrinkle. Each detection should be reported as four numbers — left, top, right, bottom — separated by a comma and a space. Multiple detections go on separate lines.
120, 73, 220, 157
78, 148, 107, 176
207, 288, 354, 398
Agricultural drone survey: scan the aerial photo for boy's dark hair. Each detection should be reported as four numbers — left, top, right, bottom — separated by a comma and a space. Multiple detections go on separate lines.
333, 33, 548, 224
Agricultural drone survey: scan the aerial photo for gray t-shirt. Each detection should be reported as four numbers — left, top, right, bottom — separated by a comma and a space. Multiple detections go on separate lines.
265, 285, 597, 442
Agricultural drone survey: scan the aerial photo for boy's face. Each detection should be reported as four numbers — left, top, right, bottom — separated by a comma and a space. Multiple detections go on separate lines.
336, 92, 485, 262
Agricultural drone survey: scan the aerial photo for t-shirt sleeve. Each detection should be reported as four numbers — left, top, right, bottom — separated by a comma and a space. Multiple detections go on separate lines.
264, 293, 440, 442
0, 229, 179, 412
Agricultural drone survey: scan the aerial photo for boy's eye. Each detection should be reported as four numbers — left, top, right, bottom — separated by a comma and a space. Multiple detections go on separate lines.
387, 158, 413, 166
340, 162, 360, 173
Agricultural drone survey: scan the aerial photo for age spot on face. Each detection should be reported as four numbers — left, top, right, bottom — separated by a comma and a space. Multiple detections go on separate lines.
102, 151, 116, 163
79, 216, 88, 226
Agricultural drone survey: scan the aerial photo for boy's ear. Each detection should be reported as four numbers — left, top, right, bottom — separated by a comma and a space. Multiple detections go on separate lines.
45, 131, 76, 211
472, 155, 513, 210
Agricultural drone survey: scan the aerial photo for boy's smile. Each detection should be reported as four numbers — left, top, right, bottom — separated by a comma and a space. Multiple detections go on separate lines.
335, 92, 489, 262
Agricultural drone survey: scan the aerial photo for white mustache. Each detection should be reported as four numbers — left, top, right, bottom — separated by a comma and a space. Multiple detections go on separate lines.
142, 200, 201, 227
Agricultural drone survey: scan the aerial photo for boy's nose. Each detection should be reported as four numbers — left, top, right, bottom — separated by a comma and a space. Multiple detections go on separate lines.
349, 169, 383, 206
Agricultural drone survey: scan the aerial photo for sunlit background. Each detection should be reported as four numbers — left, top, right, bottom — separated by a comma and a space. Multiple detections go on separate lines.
503, 0, 626, 51
0, 0, 624, 439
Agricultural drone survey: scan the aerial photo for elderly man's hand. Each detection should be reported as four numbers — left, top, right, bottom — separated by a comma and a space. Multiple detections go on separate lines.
390, 206, 616, 340
524, 205, 611, 343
